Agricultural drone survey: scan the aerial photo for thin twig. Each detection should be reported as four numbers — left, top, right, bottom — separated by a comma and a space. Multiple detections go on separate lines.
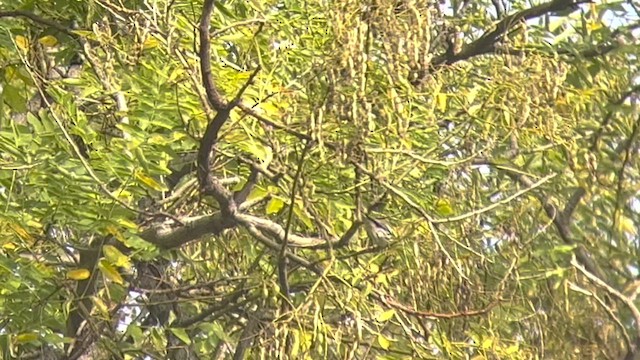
278, 141, 313, 301
572, 257, 640, 330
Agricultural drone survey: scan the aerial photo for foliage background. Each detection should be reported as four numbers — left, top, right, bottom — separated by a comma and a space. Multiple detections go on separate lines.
0, 0, 639, 359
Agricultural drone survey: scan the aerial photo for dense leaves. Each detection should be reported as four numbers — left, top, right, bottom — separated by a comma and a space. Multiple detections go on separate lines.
0, 0, 639, 359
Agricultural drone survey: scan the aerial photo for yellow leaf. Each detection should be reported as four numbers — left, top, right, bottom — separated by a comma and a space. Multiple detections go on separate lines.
505, 343, 519, 354
465, 87, 478, 104
503, 108, 511, 124
92, 296, 110, 317
68, 268, 91, 280
9, 223, 33, 242
266, 198, 285, 215
436, 93, 447, 112
103, 245, 131, 269
25, 220, 42, 228
105, 225, 126, 242
293, 202, 313, 229
290, 329, 300, 358
616, 215, 637, 236
377, 334, 391, 350
481, 337, 493, 349
135, 171, 168, 192
15, 35, 29, 51
143, 37, 160, 50
435, 199, 454, 216
117, 218, 139, 230
2, 242, 16, 250
38, 35, 58, 47
587, 21, 602, 32
468, 104, 482, 116
376, 309, 395, 322
99, 259, 124, 285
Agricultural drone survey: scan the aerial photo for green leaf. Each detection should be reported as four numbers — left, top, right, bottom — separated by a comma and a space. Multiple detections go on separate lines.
293, 202, 313, 229
14, 333, 38, 344
126, 325, 144, 344
552, 244, 577, 254
169, 328, 191, 345
3, 85, 27, 113
0, 334, 11, 359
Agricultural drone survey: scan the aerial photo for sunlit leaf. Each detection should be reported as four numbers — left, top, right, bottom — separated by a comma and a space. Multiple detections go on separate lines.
67, 269, 91, 280
105, 225, 126, 242
103, 245, 132, 269
3, 85, 27, 113
14, 36, 28, 51
293, 202, 313, 229
266, 198, 285, 214
98, 259, 125, 285
435, 199, 454, 216
616, 215, 637, 236
481, 337, 493, 349
92, 296, 110, 317
143, 37, 160, 50
9, 223, 33, 243
377, 334, 390, 350
135, 171, 168, 192
376, 309, 395, 322
505, 343, 519, 354
38, 35, 58, 47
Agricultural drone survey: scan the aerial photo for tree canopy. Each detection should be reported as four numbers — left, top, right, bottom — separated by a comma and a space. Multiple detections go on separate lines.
1, 0, 640, 359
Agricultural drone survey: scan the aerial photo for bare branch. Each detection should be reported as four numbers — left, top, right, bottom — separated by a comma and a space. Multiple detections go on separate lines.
485, 161, 608, 282
233, 167, 260, 205
278, 141, 312, 302
572, 258, 640, 359
379, 259, 515, 319
562, 187, 586, 221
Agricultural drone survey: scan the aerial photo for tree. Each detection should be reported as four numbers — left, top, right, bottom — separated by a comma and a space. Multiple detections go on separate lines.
0, 0, 639, 358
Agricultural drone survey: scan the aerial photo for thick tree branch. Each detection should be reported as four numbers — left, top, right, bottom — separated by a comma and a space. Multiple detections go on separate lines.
433, 0, 590, 66
197, 0, 261, 216
198, 0, 227, 111
140, 213, 234, 248
0, 10, 77, 37
233, 312, 260, 360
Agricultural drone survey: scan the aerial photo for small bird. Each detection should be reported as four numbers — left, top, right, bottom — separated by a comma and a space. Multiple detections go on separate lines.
363, 215, 393, 247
